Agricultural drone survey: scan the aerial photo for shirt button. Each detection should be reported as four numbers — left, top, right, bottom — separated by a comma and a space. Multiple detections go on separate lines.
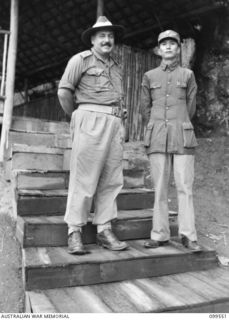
168, 82, 170, 84
166, 94, 169, 97
166, 107, 169, 110
165, 119, 168, 122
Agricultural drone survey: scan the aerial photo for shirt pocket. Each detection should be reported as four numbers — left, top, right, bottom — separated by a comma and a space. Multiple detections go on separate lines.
176, 81, 187, 100
86, 67, 107, 90
182, 122, 198, 148
150, 82, 162, 100
144, 123, 154, 147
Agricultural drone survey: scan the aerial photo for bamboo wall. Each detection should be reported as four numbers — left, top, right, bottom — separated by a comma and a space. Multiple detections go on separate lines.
113, 45, 159, 141
13, 45, 159, 141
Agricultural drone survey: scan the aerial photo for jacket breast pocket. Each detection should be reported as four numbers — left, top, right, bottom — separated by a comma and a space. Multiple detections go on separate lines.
86, 67, 105, 88
150, 82, 162, 100
144, 123, 154, 147
176, 81, 187, 100
182, 122, 198, 148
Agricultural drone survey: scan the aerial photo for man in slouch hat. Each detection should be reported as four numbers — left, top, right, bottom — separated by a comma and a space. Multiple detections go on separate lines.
58, 16, 128, 254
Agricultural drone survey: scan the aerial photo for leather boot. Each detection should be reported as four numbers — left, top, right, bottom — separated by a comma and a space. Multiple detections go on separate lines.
68, 231, 88, 255
97, 229, 128, 251
181, 235, 201, 252
144, 239, 169, 248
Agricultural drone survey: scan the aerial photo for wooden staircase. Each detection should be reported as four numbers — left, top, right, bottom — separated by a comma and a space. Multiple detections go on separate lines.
7, 116, 229, 313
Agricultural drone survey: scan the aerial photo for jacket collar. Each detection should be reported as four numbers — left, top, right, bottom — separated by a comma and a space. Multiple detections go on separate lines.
160, 60, 179, 71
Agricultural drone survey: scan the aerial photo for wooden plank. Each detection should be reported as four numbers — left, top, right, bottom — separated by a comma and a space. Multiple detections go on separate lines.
171, 272, 227, 302
24, 241, 217, 290
12, 152, 64, 171
171, 300, 229, 313
46, 287, 111, 313
17, 211, 178, 247
28, 269, 229, 313
191, 268, 229, 294
139, 276, 206, 310
24, 292, 32, 313
11, 143, 67, 154
9, 131, 56, 148
18, 196, 67, 216
17, 188, 155, 216
28, 291, 57, 313
9, 131, 71, 149
11, 116, 70, 134
14, 168, 145, 190
84, 282, 139, 312
16, 171, 68, 190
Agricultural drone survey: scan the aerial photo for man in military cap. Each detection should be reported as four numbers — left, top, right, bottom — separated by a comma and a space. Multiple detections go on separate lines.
58, 16, 128, 254
141, 30, 201, 251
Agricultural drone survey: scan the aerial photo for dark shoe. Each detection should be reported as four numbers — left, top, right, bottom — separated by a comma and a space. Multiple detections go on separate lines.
181, 235, 201, 252
144, 239, 169, 248
97, 229, 128, 251
68, 231, 88, 255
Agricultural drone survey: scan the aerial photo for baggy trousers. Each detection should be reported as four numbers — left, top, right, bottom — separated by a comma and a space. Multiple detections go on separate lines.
64, 109, 124, 227
149, 153, 197, 242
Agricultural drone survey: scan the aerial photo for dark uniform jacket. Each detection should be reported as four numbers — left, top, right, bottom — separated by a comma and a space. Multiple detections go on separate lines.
141, 60, 198, 155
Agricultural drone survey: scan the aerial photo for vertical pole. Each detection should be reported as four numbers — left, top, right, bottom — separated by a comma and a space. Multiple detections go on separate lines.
1, 33, 9, 96
0, 0, 19, 162
97, 0, 104, 18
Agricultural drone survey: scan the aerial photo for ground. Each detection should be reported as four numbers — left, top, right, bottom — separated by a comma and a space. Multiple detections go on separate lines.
0, 137, 228, 313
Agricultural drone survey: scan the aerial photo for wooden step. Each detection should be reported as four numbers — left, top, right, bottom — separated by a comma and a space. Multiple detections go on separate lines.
13, 168, 145, 190
16, 188, 155, 216
8, 143, 148, 177
26, 267, 229, 313
9, 144, 71, 171
17, 210, 178, 247
9, 130, 71, 149
11, 116, 70, 134
23, 239, 217, 290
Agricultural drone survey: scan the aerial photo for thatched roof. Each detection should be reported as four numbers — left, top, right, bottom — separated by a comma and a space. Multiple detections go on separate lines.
0, 0, 226, 91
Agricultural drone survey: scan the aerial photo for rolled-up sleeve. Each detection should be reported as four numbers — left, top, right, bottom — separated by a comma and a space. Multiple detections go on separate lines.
140, 74, 151, 124
186, 71, 197, 119
58, 54, 83, 92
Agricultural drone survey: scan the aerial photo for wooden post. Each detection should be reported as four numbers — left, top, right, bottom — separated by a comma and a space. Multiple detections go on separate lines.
0, 32, 9, 96
97, 0, 104, 18
0, 0, 19, 162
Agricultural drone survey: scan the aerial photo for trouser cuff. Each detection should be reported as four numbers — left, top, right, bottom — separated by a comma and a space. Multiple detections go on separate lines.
97, 222, 112, 233
68, 225, 83, 235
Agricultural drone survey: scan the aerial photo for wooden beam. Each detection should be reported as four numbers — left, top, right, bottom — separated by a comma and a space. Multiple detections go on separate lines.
124, 5, 223, 40
97, 0, 104, 18
0, 0, 19, 162
1, 33, 10, 96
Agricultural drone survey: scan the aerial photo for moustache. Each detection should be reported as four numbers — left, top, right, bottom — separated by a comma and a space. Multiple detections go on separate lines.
102, 42, 112, 47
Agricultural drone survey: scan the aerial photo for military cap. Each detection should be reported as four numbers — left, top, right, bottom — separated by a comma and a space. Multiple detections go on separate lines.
158, 30, 180, 45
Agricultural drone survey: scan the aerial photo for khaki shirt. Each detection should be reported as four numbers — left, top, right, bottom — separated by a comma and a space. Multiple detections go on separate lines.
58, 48, 123, 107
141, 61, 198, 154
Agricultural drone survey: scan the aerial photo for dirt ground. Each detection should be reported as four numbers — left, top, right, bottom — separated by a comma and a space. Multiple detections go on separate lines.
0, 136, 228, 313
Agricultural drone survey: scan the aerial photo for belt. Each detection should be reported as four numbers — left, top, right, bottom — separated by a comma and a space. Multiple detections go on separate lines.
78, 104, 122, 118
